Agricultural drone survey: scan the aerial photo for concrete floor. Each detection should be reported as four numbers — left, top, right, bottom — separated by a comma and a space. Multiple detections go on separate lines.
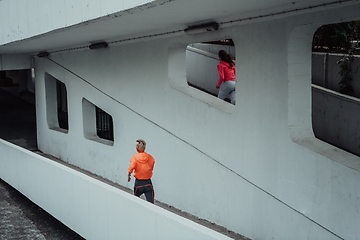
0, 178, 85, 240
0, 179, 46, 240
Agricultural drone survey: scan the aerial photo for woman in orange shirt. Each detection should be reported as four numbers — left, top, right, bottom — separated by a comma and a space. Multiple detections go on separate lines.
128, 139, 155, 203
216, 50, 236, 105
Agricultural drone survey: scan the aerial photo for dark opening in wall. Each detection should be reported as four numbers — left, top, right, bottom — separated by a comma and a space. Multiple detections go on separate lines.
0, 70, 37, 150
56, 80, 68, 130
311, 21, 360, 157
95, 106, 114, 141
82, 98, 114, 146
0, 69, 35, 103
186, 40, 236, 104
45, 73, 68, 133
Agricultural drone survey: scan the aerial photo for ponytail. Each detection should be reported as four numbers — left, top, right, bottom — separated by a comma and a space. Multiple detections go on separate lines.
218, 50, 235, 68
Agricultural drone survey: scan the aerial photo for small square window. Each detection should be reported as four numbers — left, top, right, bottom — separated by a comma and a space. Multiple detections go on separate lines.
95, 106, 114, 141
82, 98, 114, 145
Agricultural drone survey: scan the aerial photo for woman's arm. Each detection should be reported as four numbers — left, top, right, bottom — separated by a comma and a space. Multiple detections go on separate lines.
216, 65, 225, 88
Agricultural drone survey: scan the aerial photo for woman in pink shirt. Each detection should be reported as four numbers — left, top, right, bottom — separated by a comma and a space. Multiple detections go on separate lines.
216, 50, 236, 104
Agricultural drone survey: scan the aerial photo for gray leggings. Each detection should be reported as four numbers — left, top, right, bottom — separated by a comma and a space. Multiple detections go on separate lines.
218, 81, 236, 104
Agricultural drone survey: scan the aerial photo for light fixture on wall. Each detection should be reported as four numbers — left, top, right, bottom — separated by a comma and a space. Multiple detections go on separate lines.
89, 41, 108, 50
37, 51, 50, 58
184, 22, 219, 35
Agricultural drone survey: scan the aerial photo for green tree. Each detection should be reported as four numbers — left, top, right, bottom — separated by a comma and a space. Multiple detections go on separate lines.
337, 53, 354, 94
313, 21, 360, 96
313, 21, 360, 52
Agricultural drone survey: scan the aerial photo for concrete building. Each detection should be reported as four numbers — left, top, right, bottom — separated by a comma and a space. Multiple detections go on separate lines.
1, 0, 360, 239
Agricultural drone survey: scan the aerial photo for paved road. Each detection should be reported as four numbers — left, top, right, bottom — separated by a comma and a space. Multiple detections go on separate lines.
0, 178, 85, 240
0, 179, 46, 240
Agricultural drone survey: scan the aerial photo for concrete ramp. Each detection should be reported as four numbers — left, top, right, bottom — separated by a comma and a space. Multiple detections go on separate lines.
0, 139, 234, 240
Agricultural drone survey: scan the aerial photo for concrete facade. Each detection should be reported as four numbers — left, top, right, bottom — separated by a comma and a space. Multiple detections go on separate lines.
312, 85, 360, 156
312, 53, 360, 97
186, 46, 360, 157
1, 0, 360, 239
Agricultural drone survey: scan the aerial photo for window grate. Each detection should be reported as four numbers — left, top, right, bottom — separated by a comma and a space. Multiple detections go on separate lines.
56, 80, 68, 130
96, 107, 114, 141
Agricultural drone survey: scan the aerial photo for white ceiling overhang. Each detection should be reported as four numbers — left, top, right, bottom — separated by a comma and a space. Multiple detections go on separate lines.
0, 0, 359, 54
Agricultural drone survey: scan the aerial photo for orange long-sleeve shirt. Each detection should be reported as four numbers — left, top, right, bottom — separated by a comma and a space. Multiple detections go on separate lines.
128, 152, 155, 180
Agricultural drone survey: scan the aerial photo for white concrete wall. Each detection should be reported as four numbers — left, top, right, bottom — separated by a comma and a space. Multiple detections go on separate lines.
189, 43, 236, 59
0, 139, 232, 240
312, 85, 360, 156
0, 54, 33, 70
312, 53, 360, 98
0, 0, 154, 45
30, 4, 360, 240
186, 47, 360, 157
186, 46, 220, 95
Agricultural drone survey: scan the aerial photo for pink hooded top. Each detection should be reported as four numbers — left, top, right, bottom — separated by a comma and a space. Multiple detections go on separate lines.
128, 152, 155, 180
216, 61, 236, 88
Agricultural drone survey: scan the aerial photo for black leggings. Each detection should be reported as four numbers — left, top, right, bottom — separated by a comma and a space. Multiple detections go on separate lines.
134, 179, 154, 204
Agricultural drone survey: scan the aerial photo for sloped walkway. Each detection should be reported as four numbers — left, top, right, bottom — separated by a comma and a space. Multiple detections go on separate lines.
0, 87, 249, 240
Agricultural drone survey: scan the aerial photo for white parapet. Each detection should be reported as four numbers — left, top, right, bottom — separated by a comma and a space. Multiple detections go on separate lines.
0, 54, 33, 70
0, 139, 232, 240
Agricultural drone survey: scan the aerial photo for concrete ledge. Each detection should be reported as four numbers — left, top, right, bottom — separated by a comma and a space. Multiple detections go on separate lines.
0, 139, 232, 240
310, 84, 360, 171
0, 54, 33, 70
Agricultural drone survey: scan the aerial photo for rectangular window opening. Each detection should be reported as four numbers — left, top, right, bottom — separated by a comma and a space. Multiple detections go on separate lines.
82, 98, 114, 146
186, 39, 236, 105
96, 106, 114, 142
45, 73, 68, 133
311, 20, 360, 157
56, 80, 69, 130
